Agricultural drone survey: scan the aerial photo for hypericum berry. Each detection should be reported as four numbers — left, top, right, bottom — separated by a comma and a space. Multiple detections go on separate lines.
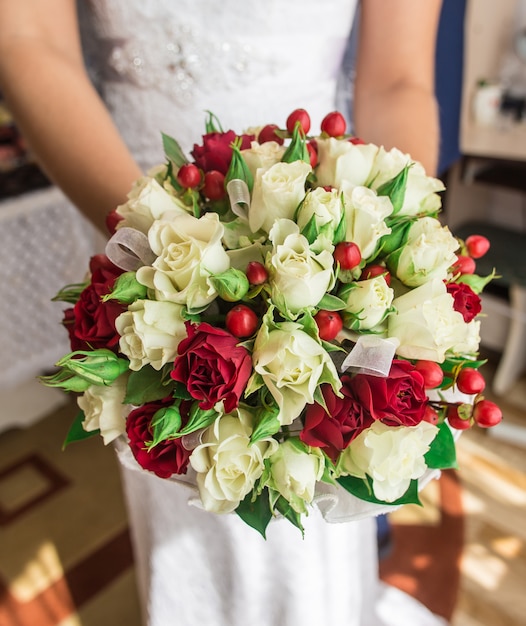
472, 399, 503, 428
452, 255, 476, 275
245, 261, 268, 285
334, 242, 362, 271
447, 405, 472, 430
258, 124, 284, 145
203, 170, 226, 200
321, 111, 347, 137
456, 367, 486, 395
349, 136, 365, 145
360, 264, 391, 286
423, 405, 440, 425
225, 305, 258, 338
314, 310, 343, 341
307, 141, 318, 168
465, 234, 490, 259
286, 108, 311, 135
177, 163, 201, 188
414, 360, 444, 389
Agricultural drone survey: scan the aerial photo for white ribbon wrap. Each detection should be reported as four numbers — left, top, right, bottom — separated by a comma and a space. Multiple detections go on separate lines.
105, 227, 157, 271
226, 179, 251, 222
341, 335, 400, 377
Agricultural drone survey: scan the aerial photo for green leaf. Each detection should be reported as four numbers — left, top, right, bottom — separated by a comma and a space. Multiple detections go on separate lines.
225, 141, 254, 193
174, 403, 218, 437
333, 198, 347, 244
376, 164, 410, 214
317, 293, 347, 311
274, 496, 305, 536
425, 422, 458, 470
299, 213, 319, 245
337, 475, 421, 506
235, 489, 273, 539
124, 365, 175, 405
51, 281, 89, 304
204, 110, 224, 134
281, 123, 309, 164
250, 407, 281, 443
455, 270, 498, 294
63, 410, 99, 449
162, 132, 188, 168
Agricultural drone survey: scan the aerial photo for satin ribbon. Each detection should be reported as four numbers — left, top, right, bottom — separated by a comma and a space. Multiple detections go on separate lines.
340, 335, 400, 377
226, 179, 250, 222
105, 227, 157, 271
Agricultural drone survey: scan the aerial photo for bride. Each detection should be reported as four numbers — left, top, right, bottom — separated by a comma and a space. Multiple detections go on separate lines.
0, 1, 447, 624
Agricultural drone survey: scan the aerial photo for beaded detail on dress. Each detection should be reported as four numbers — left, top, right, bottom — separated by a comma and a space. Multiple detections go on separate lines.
79, 0, 358, 167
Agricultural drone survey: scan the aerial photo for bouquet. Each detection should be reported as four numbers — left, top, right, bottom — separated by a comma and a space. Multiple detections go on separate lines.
42, 108, 502, 537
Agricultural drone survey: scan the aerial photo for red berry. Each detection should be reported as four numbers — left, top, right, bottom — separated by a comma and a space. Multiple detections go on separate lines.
314, 310, 343, 341
286, 108, 311, 135
225, 305, 258, 338
334, 242, 362, 271
456, 367, 486, 395
177, 163, 201, 188
360, 264, 391, 286
465, 234, 490, 259
307, 142, 318, 168
203, 170, 226, 200
245, 261, 268, 285
423, 405, 440, 425
321, 111, 347, 137
447, 405, 472, 430
472, 399, 503, 428
452, 255, 476, 275
258, 124, 284, 145
415, 360, 444, 389
349, 136, 365, 145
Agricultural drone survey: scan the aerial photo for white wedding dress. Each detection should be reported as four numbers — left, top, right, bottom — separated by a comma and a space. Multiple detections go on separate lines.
80, 1, 449, 624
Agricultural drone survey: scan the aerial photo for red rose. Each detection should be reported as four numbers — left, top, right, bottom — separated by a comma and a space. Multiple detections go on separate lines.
191, 130, 255, 175
68, 254, 125, 351
126, 398, 192, 478
446, 282, 482, 323
300, 377, 373, 462
348, 359, 427, 427
171, 322, 252, 413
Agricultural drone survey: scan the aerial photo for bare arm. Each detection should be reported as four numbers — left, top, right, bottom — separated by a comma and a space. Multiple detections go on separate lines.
0, 0, 142, 233
354, 0, 442, 175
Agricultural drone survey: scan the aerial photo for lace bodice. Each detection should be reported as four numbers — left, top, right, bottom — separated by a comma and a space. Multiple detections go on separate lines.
80, 0, 358, 169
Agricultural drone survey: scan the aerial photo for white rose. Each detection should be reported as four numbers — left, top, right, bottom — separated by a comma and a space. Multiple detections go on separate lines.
315, 138, 379, 188
391, 217, 460, 287
340, 276, 394, 331
450, 319, 481, 356
340, 420, 438, 502
248, 160, 311, 233
190, 408, 279, 513
341, 184, 393, 260
295, 187, 343, 240
136, 213, 230, 312
241, 140, 286, 178
267, 219, 334, 316
369, 147, 445, 217
116, 177, 189, 234
115, 299, 187, 371
267, 439, 325, 514
78, 374, 130, 445
387, 279, 472, 362
250, 319, 341, 426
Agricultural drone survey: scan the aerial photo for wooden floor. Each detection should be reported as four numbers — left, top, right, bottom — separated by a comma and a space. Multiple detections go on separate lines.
0, 349, 524, 625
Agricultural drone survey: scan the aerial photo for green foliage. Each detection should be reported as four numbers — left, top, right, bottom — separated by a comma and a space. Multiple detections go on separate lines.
63, 410, 99, 449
